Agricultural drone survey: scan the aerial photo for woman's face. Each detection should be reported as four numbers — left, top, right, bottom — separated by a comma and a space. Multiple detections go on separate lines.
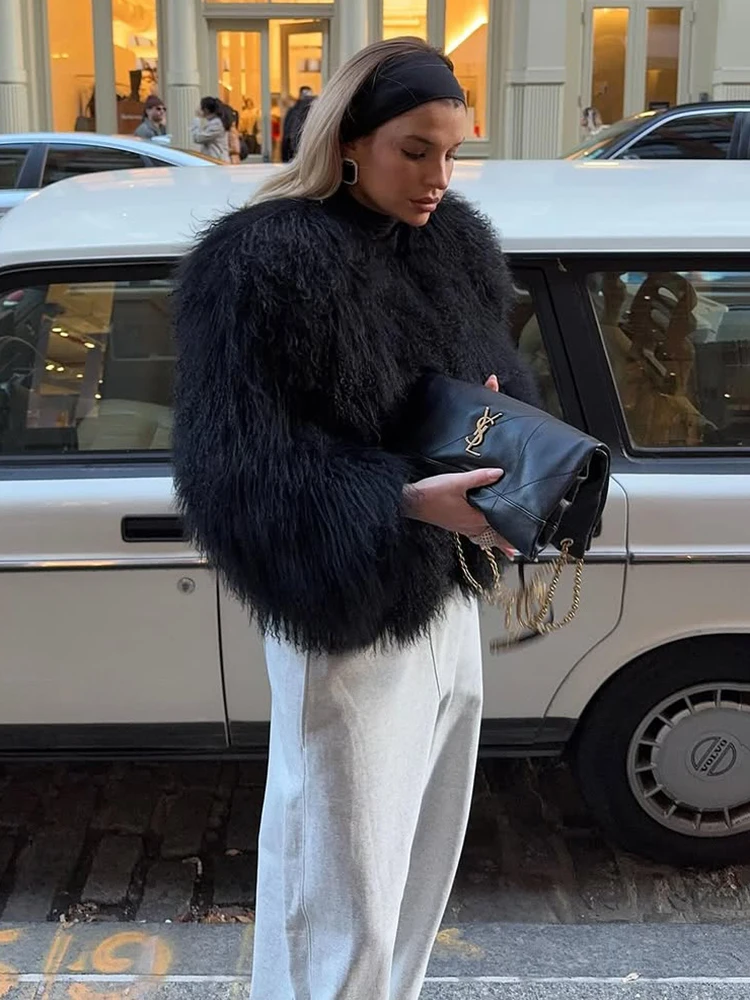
344, 100, 466, 227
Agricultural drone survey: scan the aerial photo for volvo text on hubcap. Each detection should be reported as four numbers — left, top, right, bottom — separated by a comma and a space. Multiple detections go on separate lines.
627, 682, 750, 837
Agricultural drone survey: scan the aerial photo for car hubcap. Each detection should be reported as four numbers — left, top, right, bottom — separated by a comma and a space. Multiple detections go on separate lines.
627, 682, 750, 837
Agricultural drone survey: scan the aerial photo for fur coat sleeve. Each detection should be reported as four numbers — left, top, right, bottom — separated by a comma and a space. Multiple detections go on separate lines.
172, 203, 415, 653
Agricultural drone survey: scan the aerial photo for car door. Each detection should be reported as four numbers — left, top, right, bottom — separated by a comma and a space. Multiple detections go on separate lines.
475, 264, 628, 751
539, 259, 750, 866
218, 262, 629, 755
0, 260, 226, 752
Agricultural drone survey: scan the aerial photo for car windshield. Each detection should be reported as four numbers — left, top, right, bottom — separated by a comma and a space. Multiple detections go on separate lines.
561, 112, 659, 160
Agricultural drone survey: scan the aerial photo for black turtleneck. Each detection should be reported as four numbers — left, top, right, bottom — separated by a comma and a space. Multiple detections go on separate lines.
323, 184, 402, 241
173, 185, 540, 653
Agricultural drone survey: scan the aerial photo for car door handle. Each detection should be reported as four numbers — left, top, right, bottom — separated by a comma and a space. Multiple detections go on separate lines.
121, 515, 186, 543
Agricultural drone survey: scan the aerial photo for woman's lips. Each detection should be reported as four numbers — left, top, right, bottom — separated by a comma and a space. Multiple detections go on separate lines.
411, 198, 440, 211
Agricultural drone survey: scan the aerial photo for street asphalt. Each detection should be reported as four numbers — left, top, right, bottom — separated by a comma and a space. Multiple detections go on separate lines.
0, 921, 747, 999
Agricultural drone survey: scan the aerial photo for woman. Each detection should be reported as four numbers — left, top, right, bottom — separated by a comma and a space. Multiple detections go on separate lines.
174, 37, 538, 1000
190, 97, 229, 162
221, 103, 243, 164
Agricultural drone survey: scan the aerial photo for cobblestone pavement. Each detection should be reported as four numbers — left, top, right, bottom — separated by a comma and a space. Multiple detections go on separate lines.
0, 757, 746, 925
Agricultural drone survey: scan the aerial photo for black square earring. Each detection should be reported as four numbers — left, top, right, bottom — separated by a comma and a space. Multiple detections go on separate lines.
342, 157, 359, 185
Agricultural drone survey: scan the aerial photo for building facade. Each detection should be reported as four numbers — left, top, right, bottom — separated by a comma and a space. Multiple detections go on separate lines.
1, 0, 749, 159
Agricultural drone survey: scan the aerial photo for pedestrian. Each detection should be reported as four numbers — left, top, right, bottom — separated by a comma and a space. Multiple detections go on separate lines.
134, 94, 166, 140
219, 103, 242, 164
281, 87, 316, 161
190, 97, 229, 162
581, 105, 605, 135
173, 36, 538, 1000
239, 97, 261, 156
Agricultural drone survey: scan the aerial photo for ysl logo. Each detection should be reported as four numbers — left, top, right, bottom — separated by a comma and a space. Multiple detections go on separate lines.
465, 406, 502, 457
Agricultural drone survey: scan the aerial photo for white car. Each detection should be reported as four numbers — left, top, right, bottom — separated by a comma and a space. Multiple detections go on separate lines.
0, 132, 222, 217
0, 159, 748, 870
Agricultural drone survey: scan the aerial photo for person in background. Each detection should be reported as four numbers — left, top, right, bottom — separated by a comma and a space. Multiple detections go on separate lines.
134, 95, 166, 140
239, 97, 257, 135
224, 105, 242, 164
191, 97, 229, 162
581, 105, 605, 136
239, 97, 261, 155
281, 87, 316, 162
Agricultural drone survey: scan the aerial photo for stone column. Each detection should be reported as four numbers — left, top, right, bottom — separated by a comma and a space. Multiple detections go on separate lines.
164, 0, 202, 149
338, 0, 368, 66
92, 0, 118, 134
713, 0, 750, 100
0, 0, 30, 132
503, 0, 567, 159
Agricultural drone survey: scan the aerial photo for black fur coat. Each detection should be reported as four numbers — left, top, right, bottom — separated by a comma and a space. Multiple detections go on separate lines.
173, 187, 539, 654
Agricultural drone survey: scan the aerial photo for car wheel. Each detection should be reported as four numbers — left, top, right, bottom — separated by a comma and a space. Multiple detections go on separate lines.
572, 637, 750, 868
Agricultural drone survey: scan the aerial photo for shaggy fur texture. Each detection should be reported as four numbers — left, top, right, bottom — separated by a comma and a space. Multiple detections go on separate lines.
173, 187, 539, 653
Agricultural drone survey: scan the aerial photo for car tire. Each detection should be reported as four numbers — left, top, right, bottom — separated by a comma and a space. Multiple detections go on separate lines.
571, 636, 750, 868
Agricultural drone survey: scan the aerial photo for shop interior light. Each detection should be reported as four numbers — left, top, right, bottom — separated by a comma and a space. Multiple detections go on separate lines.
446, 15, 488, 55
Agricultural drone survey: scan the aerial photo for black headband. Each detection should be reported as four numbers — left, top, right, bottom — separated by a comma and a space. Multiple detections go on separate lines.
341, 51, 466, 143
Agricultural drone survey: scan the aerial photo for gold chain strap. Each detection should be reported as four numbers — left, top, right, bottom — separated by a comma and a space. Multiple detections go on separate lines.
454, 533, 584, 646
453, 532, 502, 593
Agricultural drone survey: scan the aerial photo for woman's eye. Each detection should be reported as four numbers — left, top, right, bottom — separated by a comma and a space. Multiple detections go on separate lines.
402, 150, 425, 161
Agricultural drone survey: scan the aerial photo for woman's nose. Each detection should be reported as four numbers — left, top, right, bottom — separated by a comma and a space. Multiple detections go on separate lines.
424, 160, 450, 191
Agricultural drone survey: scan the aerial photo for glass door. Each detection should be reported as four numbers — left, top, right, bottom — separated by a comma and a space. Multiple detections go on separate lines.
210, 22, 272, 161
209, 18, 329, 163
582, 2, 636, 127
582, 1, 694, 128
635, 2, 693, 113
274, 19, 328, 162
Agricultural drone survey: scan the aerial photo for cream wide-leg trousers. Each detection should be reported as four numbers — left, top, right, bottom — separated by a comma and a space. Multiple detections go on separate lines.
249, 593, 484, 1000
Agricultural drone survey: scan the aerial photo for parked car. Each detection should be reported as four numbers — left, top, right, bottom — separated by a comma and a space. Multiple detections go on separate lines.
563, 101, 750, 160
1, 159, 750, 869
0, 132, 223, 217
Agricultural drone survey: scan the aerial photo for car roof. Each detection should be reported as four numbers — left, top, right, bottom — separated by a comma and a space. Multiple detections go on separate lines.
1, 159, 749, 269
0, 132, 217, 164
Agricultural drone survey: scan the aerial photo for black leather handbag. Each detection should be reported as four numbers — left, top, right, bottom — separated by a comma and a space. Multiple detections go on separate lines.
400, 374, 611, 640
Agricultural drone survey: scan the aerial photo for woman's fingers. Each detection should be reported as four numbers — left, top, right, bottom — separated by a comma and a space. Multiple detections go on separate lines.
484, 374, 499, 392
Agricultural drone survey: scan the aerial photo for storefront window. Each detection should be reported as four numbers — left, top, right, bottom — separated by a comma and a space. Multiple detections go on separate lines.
47, 0, 96, 132
382, 0, 427, 42
445, 0, 489, 139
591, 7, 629, 125
645, 7, 681, 111
112, 0, 159, 134
208, 0, 332, 4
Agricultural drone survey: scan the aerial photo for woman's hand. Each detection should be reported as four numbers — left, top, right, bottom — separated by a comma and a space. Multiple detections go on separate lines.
403, 373, 515, 558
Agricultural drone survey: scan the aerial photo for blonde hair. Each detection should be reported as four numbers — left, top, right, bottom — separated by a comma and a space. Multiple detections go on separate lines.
251, 37, 454, 206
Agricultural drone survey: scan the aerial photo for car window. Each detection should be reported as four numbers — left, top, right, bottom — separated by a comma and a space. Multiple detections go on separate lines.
589, 269, 750, 448
624, 113, 736, 159
510, 276, 563, 419
42, 145, 146, 186
0, 147, 29, 189
0, 277, 174, 454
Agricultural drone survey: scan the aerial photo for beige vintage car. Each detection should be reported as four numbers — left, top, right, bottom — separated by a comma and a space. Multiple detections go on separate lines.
0, 158, 748, 869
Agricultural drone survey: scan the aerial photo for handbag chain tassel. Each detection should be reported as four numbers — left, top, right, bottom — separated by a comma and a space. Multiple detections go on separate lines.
453, 534, 584, 649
